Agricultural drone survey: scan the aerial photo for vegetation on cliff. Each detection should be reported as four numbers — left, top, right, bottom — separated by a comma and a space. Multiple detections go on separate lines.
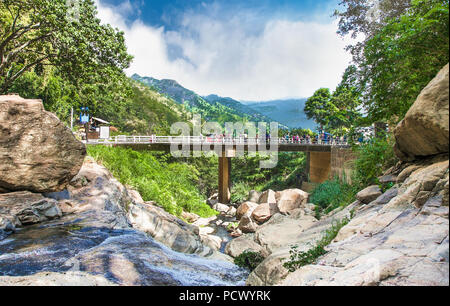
87, 146, 217, 218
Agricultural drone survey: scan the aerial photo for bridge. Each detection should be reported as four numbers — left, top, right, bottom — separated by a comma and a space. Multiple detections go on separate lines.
86, 136, 352, 203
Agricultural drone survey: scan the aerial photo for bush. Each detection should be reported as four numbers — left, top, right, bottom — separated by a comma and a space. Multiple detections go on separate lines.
234, 250, 265, 271
230, 181, 251, 204
352, 134, 397, 188
87, 146, 217, 218
283, 216, 351, 272
310, 178, 357, 216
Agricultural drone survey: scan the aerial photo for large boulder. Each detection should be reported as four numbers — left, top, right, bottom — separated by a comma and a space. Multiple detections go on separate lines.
225, 234, 267, 258
356, 185, 382, 204
236, 201, 259, 220
258, 189, 277, 204
251, 203, 279, 223
238, 213, 259, 233
394, 64, 449, 161
276, 189, 309, 214
0, 95, 86, 193
248, 190, 261, 203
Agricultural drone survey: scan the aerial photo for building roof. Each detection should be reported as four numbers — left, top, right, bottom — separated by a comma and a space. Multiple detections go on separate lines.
92, 117, 110, 125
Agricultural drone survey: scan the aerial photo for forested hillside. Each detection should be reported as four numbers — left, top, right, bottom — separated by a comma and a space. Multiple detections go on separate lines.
133, 74, 280, 125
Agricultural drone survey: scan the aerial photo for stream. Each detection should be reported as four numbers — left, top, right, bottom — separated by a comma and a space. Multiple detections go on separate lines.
0, 213, 248, 286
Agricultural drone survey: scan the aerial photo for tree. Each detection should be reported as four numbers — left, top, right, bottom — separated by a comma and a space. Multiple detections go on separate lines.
304, 88, 336, 129
0, 0, 132, 96
333, 0, 412, 65
334, 0, 449, 123
304, 85, 361, 134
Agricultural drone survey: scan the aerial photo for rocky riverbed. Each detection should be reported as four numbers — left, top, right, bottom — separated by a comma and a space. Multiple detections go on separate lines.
0, 158, 248, 286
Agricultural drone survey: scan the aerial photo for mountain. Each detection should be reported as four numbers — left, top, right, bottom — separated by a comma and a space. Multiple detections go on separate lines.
132, 74, 279, 126
244, 99, 317, 130
202, 94, 275, 123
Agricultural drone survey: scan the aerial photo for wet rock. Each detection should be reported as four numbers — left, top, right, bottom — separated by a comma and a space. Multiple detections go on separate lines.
0, 160, 248, 286
0, 192, 62, 227
0, 95, 86, 193
0, 271, 117, 286
127, 202, 205, 254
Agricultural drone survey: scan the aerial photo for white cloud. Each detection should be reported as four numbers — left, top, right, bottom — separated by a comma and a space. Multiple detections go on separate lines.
95, 1, 352, 101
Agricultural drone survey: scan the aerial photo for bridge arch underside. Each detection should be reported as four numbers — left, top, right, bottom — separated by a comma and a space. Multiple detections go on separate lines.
91, 143, 350, 204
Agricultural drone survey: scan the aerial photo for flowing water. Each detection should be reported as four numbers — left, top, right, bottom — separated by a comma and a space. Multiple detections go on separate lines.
0, 215, 249, 286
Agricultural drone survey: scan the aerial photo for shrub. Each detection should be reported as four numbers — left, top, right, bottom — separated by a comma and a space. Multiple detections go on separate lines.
283, 216, 351, 272
352, 134, 397, 188
234, 250, 265, 271
310, 178, 357, 216
231, 181, 252, 204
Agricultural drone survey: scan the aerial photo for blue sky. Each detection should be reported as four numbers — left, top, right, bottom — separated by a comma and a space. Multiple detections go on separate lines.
98, 0, 339, 29
95, 0, 353, 101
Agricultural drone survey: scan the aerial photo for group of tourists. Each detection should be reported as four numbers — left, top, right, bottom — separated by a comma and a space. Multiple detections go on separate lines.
201, 131, 349, 145
280, 132, 348, 145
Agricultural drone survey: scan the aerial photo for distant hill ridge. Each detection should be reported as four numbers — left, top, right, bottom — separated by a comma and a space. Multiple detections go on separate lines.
132, 74, 314, 129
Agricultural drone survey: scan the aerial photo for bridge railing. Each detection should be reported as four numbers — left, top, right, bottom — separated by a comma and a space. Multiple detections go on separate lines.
85, 136, 349, 146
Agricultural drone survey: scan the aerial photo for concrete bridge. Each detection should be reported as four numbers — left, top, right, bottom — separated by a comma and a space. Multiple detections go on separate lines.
86, 136, 353, 203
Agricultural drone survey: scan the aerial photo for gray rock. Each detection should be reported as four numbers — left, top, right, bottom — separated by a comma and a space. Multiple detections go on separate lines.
0, 192, 62, 226
238, 213, 259, 233
258, 189, 277, 204
394, 64, 449, 161
372, 188, 398, 205
0, 95, 86, 193
225, 234, 267, 258
248, 190, 260, 203
236, 201, 259, 220
356, 185, 383, 204
128, 202, 206, 254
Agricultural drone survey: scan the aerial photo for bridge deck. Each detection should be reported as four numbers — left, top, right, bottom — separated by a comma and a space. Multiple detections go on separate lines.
85, 136, 350, 152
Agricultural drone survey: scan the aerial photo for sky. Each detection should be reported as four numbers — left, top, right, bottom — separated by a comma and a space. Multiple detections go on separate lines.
95, 0, 354, 101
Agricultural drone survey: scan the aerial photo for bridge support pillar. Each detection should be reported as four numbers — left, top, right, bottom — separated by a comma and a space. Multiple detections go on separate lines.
309, 151, 331, 184
219, 152, 231, 204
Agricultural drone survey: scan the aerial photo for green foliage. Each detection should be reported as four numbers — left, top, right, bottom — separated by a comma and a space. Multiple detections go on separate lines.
335, 0, 449, 124
231, 181, 252, 204
234, 251, 265, 272
310, 178, 357, 216
10, 69, 190, 134
283, 216, 351, 272
304, 86, 362, 134
0, 0, 132, 100
304, 88, 334, 129
87, 146, 217, 218
231, 152, 307, 193
352, 134, 397, 188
